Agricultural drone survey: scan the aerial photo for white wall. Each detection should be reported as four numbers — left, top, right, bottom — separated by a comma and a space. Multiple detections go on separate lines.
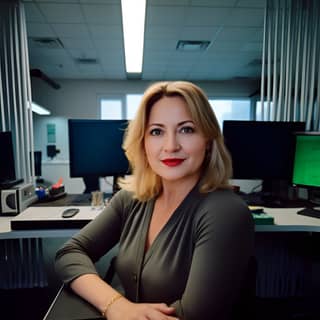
31, 78, 259, 193
31, 78, 259, 118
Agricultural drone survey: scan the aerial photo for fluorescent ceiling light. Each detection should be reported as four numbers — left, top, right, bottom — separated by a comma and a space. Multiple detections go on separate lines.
121, 0, 146, 74
31, 101, 51, 115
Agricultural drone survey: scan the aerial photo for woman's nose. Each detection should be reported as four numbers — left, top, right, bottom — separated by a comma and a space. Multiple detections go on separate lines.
164, 133, 181, 152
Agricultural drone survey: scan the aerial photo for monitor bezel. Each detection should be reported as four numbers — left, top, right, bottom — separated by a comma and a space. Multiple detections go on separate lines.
68, 119, 130, 180
222, 120, 306, 182
292, 131, 320, 190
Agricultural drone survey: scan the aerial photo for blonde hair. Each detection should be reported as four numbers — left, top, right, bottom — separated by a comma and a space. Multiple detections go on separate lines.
119, 81, 232, 201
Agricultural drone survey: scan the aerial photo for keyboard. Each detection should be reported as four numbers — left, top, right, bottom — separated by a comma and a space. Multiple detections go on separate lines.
297, 207, 320, 219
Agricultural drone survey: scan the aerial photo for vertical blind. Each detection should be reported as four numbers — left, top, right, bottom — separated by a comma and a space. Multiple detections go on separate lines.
261, 0, 320, 130
0, 0, 34, 182
0, 1, 46, 289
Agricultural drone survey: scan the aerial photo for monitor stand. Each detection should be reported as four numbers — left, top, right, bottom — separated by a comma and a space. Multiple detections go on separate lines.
243, 179, 292, 208
83, 176, 100, 194
112, 175, 124, 195
83, 175, 123, 196
297, 189, 320, 218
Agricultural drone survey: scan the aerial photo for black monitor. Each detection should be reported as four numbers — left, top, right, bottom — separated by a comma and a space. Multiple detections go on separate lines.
222, 120, 306, 204
68, 119, 130, 193
34, 151, 42, 177
292, 132, 320, 206
0, 131, 16, 187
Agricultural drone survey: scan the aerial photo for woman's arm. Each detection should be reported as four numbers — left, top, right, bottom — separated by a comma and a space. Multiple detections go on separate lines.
71, 273, 178, 320
56, 191, 179, 320
55, 191, 128, 283
171, 193, 255, 320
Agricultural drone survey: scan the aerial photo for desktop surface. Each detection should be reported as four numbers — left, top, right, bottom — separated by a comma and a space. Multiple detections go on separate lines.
44, 285, 103, 320
10, 206, 103, 230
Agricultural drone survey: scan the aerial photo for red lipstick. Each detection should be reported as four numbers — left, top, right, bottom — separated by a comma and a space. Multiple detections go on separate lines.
162, 158, 184, 167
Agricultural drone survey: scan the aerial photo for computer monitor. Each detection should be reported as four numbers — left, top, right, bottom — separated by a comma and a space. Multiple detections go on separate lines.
68, 119, 130, 193
222, 120, 306, 203
292, 132, 320, 205
0, 131, 16, 186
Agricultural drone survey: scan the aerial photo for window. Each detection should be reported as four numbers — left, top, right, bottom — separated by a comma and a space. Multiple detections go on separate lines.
100, 95, 142, 120
209, 99, 251, 128
126, 94, 143, 119
100, 98, 123, 120
100, 96, 252, 124
256, 101, 274, 121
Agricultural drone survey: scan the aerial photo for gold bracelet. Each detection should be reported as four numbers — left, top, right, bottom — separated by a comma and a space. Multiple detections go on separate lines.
101, 293, 123, 317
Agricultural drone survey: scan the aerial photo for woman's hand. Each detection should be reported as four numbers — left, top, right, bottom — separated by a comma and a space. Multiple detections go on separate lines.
106, 297, 179, 320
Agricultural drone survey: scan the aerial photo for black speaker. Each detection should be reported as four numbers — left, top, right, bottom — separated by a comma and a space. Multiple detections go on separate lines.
47, 145, 60, 159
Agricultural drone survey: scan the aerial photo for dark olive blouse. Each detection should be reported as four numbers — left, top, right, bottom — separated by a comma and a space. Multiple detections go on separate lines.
55, 185, 254, 320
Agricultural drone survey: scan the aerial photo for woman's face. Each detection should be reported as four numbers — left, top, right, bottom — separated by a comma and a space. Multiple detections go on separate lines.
144, 95, 208, 185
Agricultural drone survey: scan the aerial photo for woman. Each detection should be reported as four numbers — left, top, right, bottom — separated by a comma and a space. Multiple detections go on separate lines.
55, 81, 254, 320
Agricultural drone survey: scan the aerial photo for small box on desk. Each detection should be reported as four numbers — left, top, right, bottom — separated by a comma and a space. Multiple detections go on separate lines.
0, 183, 37, 216
252, 213, 274, 225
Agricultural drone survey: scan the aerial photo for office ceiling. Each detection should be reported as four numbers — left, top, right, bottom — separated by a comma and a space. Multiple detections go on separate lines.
22, 0, 265, 81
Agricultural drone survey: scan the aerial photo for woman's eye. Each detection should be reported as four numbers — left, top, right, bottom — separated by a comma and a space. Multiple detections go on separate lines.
150, 128, 162, 136
180, 126, 194, 134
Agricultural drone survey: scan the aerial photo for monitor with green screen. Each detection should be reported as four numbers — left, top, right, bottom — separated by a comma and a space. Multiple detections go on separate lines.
292, 133, 320, 188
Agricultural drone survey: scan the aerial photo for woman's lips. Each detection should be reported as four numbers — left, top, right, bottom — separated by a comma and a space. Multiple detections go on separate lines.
161, 158, 185, 167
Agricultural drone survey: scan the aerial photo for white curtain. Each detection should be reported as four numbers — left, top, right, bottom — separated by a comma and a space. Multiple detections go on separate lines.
260, 0, 320, 130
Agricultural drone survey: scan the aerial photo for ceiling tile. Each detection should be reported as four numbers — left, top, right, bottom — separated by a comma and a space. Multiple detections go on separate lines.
88, 25, 123, 40
224, 8, 264, 27
51, 23, 91, 38
147, 6, 186, 26
237, 0, 266, 8
215, 27, 263, 42
82, 4, 121, 25
26, 23, 55, 37
149, 0, 189, 4
34, 0, 79, 2
185, 7, 231, 26
79, 0, 120, 4
190, 0, 237, 6
38, 3, 84, 23
68, 49, 98, 59
24, 3, 46, 23
179, 26, 220, 41
92, 38, 123, 50
145, 26, 181, 40
60, 37, 95, 50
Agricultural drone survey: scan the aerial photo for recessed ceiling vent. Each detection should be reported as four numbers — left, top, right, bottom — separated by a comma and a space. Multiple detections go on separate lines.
74, 58, 98, 65
30, 37, 64, 49
176, 40, 210, 52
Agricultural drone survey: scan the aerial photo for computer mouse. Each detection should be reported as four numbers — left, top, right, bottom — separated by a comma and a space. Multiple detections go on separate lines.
62, 208, 80, 218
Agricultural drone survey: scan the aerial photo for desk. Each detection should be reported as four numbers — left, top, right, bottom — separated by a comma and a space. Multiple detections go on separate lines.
0, 206, 103, 239
254, 207, 320, 232
1, 205, 319, 319
2, 206, 320, 240
44, 285, 103, 320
